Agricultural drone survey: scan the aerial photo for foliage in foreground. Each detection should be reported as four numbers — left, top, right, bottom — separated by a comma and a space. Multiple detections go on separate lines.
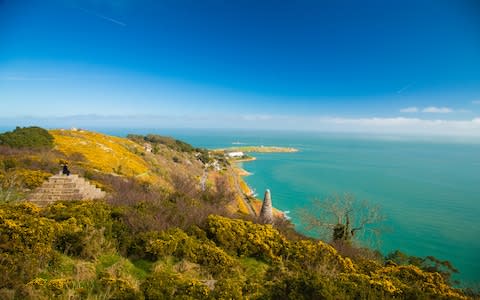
0, 201, 469, 300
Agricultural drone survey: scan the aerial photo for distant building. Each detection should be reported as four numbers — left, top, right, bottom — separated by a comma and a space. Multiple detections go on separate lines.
227, 151, 244, 158
144, 143, 152, 153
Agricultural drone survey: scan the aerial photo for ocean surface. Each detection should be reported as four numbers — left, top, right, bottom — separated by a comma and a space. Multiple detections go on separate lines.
2, 127, 479, 283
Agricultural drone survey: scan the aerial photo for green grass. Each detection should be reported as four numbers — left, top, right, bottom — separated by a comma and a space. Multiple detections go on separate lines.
131, 259, 153, 279
96, 253, 123, 274
238, 257, 269, 278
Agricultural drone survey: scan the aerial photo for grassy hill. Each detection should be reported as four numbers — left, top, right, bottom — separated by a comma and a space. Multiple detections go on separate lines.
0, 127, 473, 299
51, 129, 150, 177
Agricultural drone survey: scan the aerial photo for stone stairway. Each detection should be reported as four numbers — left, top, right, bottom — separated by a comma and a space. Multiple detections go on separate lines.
28, 174, 106, 207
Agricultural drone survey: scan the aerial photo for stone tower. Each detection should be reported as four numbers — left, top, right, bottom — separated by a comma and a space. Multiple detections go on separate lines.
28, 174, 106, 207
259, 189, 273, 224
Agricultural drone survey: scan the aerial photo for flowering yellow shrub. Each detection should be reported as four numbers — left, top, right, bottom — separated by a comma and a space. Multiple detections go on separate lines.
146, 228, 236, 276
14, 169, 52, 189
50, 130, 149, 176
206, 215, 289, 261
0, 203, 60, 288
376, 265, 467, 299
142, 271, 210, 299
287, 239, 356, 273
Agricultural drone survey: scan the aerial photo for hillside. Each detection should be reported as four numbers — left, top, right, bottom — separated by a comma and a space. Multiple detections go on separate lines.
0, 127, 473, 299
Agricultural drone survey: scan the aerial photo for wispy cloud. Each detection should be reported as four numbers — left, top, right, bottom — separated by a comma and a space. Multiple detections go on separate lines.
472, 100, 480, 105
396, 82, 415, 94
400, 107, 419, 113
77, 7, 126, 26
422, 106, 453, 113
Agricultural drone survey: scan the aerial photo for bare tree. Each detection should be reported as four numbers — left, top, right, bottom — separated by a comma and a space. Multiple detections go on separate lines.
297, 193, 385, 245
0, 172, 23, 203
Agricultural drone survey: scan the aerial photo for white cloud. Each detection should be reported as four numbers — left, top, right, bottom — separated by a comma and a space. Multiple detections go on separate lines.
422, 106, 453, 113
400, 107, 419, 113
400, 106, 470, 114
472, 100, 480, 105
308, 116, 480, 137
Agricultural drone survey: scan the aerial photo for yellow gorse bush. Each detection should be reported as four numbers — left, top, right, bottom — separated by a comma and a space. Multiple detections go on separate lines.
0, 198, 471, 299
14, 169, 52, 189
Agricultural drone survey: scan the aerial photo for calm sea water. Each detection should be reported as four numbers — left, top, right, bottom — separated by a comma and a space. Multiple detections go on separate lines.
3, 127, 478, 283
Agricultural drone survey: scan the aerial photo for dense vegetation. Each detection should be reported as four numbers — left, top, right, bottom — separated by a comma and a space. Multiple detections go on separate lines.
0, 200, 469, 299
0, 126, 54, 149
127, 134, 198, 153
0, 127, 474, 299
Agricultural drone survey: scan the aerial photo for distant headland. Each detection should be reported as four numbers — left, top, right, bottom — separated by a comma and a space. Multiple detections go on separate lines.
213, 145, 299, 153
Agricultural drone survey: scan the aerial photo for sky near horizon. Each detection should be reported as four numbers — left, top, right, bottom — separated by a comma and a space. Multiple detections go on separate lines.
1, 0, 480, 135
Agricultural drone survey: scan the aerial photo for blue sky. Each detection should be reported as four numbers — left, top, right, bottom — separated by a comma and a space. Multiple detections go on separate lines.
1, 0, 480, 135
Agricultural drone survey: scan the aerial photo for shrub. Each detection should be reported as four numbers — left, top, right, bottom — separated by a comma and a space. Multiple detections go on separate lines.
0, 203, 60, 288
13, 169, 51, 189
145, 228, 236, 276
141, 271, 209, 299
99, 272, 143, 300
45, 201, 116, 259
0, 126, 54, 149
205, 215, 288, 261
285, 239, 356, 274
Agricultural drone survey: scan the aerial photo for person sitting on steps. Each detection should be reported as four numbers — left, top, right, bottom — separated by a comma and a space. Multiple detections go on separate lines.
62, 164, 70, 176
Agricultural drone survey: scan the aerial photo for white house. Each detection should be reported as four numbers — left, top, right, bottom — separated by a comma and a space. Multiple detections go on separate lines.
144, 143, 153, 153
226, 151, 244, 158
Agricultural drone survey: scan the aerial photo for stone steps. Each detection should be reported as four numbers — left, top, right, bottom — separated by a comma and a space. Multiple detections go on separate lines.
28, 174, 106, 207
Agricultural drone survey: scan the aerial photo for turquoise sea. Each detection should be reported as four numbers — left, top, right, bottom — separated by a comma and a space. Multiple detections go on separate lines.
100, 128, 480, 284
3, 127, 479, 284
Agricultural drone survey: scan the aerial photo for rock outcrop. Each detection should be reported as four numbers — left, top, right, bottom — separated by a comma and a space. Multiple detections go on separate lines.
259, 189, 273, 224
28, 174, 106, 207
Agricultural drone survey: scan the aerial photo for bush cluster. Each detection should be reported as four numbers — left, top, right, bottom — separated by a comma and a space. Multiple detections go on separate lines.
127, 134, 198, 153
0, 127, 54, 149
0, 200, 470, 299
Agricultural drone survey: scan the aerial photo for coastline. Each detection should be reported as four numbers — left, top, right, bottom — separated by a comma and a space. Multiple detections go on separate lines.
231, 156, 257, 163
214, 146, 299, 153
232, 157, 287, 219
